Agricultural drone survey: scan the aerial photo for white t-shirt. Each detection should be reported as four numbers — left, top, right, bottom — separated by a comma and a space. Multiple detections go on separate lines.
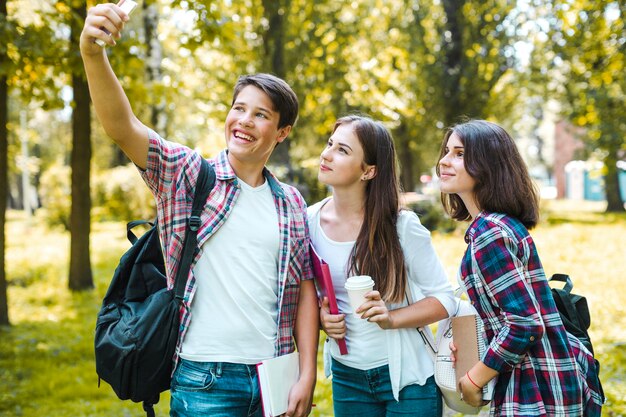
311, 220, 389, 370
308, 197, 456, 400
180, 178, 280, 364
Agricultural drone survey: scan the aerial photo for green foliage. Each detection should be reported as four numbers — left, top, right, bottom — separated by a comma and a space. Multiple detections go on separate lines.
542, 0, 626, 211
40, 164, 156, 230
5, 0, 546, 208
36, 162, 155, 229
91, 164, 155, 222
405, 198, 459, 234
7, 0, 622, 220
4, 1, 66, 109
94, 0, 530, 192
38, 163, 71, 230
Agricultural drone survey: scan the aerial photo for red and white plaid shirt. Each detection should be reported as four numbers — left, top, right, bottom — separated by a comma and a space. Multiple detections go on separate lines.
139, 130, 313, 369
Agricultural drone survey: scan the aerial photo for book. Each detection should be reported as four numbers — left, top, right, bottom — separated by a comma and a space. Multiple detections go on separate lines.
309, 244, 348, 354
451, 314, 495, 401
256, 351, 300, 417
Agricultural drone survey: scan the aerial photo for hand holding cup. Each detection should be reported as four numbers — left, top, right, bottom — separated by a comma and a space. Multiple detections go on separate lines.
344, 275, 375, 315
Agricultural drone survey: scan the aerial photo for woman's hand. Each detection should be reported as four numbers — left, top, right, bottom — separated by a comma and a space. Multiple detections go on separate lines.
358, 291, 395, 329
456, 361, 497, 408
458, 373, 488, 408
320, 297, 346, 340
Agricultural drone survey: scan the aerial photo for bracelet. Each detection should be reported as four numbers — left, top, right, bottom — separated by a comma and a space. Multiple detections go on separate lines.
466, 371, 482, 389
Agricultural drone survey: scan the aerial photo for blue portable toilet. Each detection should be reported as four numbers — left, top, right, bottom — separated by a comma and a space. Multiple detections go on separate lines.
583, 162, 605, 201
618, 161, 626, 203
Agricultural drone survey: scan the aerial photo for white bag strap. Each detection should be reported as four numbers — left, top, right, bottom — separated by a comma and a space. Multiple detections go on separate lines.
407, 285, 466, 360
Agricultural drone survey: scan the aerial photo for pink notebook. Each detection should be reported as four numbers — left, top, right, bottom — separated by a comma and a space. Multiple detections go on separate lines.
309, 244, 348, 355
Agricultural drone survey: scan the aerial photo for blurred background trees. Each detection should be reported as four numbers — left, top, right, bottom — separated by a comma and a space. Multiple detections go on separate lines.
548, 0, 625, 212
1, 0, 8, 326
0, 0, 624, 323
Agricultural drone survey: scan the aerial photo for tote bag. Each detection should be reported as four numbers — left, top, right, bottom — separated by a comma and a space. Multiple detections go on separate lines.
414, 292, 492, 414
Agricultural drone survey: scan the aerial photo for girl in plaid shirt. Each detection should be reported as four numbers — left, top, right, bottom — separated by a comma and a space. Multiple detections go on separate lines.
437, 120, 603, 416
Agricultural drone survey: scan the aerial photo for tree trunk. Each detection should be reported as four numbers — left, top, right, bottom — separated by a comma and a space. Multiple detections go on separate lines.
441, 0, 464, 126
395, 123, 415, 193
68, 3, 93, 291
604, 150, 625, 213
144, 0, 166, 134
0, 0, 10, 325
261, 0, 286, 79
261, 0, 293, 181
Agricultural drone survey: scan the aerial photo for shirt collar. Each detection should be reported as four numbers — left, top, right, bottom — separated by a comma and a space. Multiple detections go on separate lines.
214, 149, 285, 199
464, 211, 485, 243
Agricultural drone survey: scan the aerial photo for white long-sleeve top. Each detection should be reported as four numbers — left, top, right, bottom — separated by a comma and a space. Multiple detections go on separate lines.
308, 198, 456, 400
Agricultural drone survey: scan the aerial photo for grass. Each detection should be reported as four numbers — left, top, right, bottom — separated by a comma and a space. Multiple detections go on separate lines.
1, 200, 625, 416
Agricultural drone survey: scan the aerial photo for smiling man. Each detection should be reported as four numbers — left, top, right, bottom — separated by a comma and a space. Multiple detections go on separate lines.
80, 3, 319, 417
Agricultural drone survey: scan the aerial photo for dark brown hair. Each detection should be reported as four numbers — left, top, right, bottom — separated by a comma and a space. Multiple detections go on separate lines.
436, 119, 540, 229
334, 115, 407, 303
232, 73, 299, 129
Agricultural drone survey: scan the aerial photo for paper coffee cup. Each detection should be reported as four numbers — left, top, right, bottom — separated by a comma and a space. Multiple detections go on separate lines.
344, 275, 374, 314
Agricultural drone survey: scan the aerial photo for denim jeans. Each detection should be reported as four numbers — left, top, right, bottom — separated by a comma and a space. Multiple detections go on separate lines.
331, 359, 443, 417
170, 359, 263, 417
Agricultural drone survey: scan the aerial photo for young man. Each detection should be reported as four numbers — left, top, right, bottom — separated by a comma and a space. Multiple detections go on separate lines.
80, 3, 319, 417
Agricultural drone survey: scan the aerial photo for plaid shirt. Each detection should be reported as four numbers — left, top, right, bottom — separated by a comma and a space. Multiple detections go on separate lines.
461, 212, 603, 417
139, 130, 313, 369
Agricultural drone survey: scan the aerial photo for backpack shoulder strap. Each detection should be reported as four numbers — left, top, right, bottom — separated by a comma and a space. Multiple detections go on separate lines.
173, 159, 216, 300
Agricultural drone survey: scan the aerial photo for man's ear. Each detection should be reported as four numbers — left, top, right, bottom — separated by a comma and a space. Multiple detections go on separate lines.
276, 125, 292, 144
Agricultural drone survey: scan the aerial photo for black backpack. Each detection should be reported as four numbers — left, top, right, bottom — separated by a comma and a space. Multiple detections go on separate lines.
549, 273, 594, 355
95, 159, 215, 417
549, 273, 605, 404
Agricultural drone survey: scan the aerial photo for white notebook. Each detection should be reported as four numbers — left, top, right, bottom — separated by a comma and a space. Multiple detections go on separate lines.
256, 352, 300, 417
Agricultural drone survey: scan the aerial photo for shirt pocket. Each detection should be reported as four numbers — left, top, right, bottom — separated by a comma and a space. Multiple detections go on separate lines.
286, 237, 307, 286
166, 232, 184, 277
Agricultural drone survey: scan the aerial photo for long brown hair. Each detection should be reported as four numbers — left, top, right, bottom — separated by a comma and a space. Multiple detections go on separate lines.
334, 115, 407, 303
436, 120, 540, 229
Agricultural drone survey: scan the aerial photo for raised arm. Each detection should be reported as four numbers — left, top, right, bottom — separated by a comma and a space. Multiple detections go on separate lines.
79, 2, 149, 169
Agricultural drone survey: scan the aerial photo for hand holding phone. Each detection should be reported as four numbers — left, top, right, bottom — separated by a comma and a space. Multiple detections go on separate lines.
95, 0, 137, 47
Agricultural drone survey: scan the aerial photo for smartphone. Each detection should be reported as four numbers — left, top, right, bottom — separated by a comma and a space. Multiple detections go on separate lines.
95, 0, 138, 47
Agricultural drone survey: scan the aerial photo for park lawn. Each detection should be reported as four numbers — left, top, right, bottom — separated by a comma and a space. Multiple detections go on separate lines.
1, 200, 625, 416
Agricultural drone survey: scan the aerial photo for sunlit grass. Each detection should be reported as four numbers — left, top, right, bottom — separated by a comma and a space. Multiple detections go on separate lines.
1, 200, 625, 416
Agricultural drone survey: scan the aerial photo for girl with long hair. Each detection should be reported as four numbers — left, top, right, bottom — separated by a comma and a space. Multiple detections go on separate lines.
309, 115, 455, 416
437, 119, 604, 416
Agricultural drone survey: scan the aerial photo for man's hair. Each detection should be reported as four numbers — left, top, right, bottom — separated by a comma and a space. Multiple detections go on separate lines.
333, 115, 407, 304
436, 119, 540, 229
231, 73, 299, 129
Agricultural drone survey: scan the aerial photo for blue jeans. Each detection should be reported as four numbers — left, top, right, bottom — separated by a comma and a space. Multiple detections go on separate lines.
170, 359, 263, 417
331, 359, 442, 417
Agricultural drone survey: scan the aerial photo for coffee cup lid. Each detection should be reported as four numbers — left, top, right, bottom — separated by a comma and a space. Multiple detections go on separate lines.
345, 275, 374, 289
